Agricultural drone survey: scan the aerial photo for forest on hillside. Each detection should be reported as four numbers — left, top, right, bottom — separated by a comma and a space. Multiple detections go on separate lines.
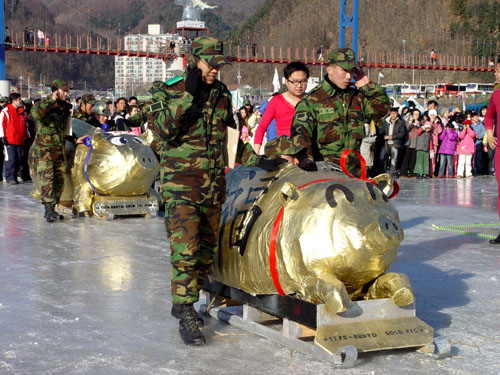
3, 0, 500, 91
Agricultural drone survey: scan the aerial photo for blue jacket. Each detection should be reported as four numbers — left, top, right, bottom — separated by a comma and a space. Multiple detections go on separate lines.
471, 121, 485, 146
259, 101, 277, 141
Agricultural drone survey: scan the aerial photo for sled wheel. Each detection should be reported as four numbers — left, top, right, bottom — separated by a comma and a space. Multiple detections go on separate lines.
433, 336, 451, 359
334, 345, 357, 368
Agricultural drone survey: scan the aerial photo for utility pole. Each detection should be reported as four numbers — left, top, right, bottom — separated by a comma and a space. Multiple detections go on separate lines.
0, 0, 10, 96
0, 0, 4, 80
339, 0, 359, 56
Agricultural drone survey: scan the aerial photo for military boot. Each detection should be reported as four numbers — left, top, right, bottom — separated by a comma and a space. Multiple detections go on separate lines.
171, 303, 204, 327
178, 304, 206, 346
43, 203, 63, 222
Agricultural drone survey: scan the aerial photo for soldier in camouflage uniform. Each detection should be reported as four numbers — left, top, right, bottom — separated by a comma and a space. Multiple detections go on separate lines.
281, 48, 390, 174
72, 93, 96, 123
32, 79, 72, 222
147, 36, 282, 346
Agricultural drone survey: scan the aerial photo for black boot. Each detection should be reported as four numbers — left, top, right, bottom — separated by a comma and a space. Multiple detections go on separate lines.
171, 303, 204, 327
178, 304, 206, 346
489, 233, 500, 244
43, 203, 63, 222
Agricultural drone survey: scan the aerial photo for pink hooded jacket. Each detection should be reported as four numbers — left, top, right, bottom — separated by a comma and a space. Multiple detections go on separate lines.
457, 121, 476, 155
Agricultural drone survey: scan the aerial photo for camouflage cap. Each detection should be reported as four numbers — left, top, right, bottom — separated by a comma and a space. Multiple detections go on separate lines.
242, 99, 251, 106
328, 48, 357, 70
81, 93, 97, 105
0, 96, 8, 103
52, 78, 70, 91
191, 36, 230, 68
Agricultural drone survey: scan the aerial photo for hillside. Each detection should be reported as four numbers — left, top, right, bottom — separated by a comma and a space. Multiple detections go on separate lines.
5, 0, 265, 91
221, 0, 500, 87
4, 0, 500, 92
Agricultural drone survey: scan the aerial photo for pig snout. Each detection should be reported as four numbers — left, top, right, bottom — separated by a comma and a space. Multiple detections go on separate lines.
366, 214, 404, 251
137, 150, 157, 170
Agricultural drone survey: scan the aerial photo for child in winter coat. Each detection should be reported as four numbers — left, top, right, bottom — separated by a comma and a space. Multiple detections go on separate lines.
456, 119, 476, 178
438, 123, 458, 178
413, 121, 432, 178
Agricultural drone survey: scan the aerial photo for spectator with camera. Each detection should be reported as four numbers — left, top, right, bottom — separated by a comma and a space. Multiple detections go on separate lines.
457, 119, 476, 178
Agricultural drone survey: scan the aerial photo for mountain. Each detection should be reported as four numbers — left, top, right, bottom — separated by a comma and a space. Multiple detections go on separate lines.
221, 0, 500, 86
4, 0, 499, 93
5, 0, 265, 92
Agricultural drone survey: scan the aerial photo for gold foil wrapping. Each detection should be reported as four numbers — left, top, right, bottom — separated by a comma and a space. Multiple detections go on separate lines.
29, 122, 161, 215
71, 130, 160, 213
211, 163, 413, 313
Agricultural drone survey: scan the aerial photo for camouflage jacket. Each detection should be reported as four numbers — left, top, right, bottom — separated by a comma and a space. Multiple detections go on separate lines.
72, 108, 93, 123
148, 77, 260, 207
32, 96, 71, 147
291, 78, 390, 165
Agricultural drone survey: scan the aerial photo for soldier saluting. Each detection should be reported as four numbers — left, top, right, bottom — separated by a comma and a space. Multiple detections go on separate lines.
281, 48, 391, 174
147, 36, 282, 346
32, 79, 72, 222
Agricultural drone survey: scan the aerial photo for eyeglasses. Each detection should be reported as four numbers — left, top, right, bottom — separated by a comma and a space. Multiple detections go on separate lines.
287, 79, 308, 87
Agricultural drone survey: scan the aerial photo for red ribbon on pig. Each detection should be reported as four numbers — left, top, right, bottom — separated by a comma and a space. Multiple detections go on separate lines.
340, 149, 399, 200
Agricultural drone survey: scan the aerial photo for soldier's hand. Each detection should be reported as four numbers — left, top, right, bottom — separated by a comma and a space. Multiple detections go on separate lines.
258, 157, 286, 171
353, 67, 370, 88
185, 67, 201, 97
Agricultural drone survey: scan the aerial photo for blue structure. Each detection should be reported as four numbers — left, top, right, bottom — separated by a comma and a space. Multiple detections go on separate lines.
0, 0, 4, 80
339, 0, 359, 58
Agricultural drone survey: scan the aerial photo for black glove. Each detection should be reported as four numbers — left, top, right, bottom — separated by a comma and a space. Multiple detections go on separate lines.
185, 67, 201, 97
258, 157, 286, 171
298, 158, 317, 171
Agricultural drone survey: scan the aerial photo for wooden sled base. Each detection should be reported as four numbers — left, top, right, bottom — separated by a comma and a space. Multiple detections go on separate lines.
201, 279, 451, 368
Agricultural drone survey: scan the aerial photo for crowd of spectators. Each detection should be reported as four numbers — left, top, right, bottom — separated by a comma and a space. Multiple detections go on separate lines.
241, 91, 493, 180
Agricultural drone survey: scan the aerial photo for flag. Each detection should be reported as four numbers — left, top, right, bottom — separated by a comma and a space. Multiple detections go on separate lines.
378, 72, 384, 78
272, 67, 280, 93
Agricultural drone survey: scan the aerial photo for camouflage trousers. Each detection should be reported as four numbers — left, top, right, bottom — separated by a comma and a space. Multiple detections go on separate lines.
33, 144, 65, 204
165, 202, 221, 305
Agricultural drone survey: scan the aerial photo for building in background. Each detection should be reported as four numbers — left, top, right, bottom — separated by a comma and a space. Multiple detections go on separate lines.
114, 24, 184, 96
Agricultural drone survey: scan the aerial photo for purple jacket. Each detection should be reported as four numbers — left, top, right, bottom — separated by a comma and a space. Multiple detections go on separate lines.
438, 128, 458, 155
457, 127, 477, 155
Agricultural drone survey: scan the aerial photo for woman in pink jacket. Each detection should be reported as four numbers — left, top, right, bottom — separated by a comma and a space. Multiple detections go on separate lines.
456, 119, 476, 178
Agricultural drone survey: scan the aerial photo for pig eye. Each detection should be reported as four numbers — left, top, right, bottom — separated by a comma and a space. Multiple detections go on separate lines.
110, 136, 128, 146
325, 184, 354, 208
133, 137, 145, 145
366, 182, 377, 201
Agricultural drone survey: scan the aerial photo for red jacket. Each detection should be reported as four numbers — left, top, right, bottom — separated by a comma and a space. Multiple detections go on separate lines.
0, 104, 29, 145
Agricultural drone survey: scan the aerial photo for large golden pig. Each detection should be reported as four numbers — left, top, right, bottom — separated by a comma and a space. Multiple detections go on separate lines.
29, 119, 161, 217
210, 163, 413, 313
71, 129, 160, 215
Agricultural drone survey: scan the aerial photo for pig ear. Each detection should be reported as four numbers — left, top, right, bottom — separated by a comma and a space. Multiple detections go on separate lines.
279, 181, 300, 205
372, 173, 394, 197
